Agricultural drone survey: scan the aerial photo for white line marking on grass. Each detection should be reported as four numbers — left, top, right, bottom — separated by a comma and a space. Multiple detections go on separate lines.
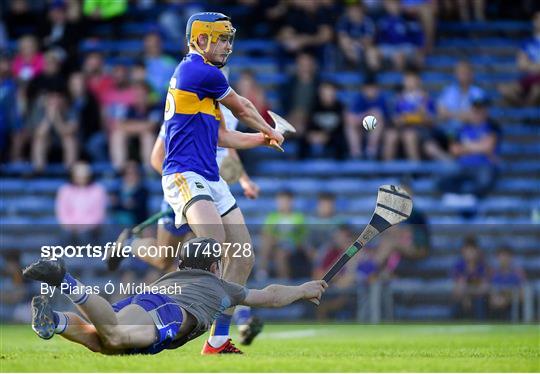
262, 329, 321, 339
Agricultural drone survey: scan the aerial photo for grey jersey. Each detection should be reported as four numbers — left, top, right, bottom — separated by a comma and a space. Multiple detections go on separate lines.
151, 269, 247, 345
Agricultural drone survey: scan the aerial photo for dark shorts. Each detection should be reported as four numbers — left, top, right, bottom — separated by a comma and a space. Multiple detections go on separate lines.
158, 199, 191, 237
112, 293, 183, 355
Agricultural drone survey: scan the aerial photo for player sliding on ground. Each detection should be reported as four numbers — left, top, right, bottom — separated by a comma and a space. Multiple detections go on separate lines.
156, 11, 284, 354
108, 101, 262, 345
24, 237, 327, 355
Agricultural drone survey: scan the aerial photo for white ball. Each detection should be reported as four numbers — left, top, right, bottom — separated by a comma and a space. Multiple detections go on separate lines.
362, 115, 378, 131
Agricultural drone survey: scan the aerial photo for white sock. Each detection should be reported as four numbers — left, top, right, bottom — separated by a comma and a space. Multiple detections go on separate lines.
54, 311, 69, 334
208, 335, 229, 347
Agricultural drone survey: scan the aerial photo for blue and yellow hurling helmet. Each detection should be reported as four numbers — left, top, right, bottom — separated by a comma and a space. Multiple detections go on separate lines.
185, 12, 236, 66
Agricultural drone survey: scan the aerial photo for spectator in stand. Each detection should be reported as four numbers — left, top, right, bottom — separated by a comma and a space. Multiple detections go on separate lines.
313, 225, 357, 320
488, 247, 527, 320
1, 54, 20, 163
307, 192, 344, 253
67, 71, 105, 163
110, 82, 159, 170
281, 53, 319, 135
438, 61, 485, 136
386, 69, 435, 161
30, 86, 78, 171
300, 82, 347, 159
27, 50, 65, 105
259, 190, 308, 280
499, 11, 540, 106
12, 35, 44, 83
55, 161, 107, 244
346, 73, 392, 160
438, 93, 501, 199
425, 61, 486, 162
111, 161, 149, 225
451, 236, 489, 320
4, 0, 41, 39
39, 0, 82, 69
401, 0, 437, 53
376, 0, 424, 71
235, 70, 272, 124
336, 2, 379, 71
276, 0, 334, 63
142, 32, 176, 101
457, 0, 486, 22
82, 51, 115, 106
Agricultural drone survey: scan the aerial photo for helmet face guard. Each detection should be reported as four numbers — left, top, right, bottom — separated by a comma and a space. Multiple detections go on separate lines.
178, 237, 222, 273
186, 13, 236, 67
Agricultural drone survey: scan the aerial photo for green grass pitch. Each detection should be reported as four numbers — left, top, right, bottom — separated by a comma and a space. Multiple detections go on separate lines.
1, 324, 538, 372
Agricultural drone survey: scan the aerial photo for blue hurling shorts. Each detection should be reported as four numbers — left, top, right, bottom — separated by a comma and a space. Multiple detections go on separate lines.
112, 293, 183, 355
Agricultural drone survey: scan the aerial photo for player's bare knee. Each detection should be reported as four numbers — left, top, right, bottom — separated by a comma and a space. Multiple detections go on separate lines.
99, 327, 124, 350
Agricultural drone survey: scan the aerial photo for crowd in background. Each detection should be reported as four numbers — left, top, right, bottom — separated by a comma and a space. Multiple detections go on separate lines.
1, 0, 537, 322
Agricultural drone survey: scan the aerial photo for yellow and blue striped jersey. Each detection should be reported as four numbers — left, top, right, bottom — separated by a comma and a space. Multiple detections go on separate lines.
162, 53, 231, 181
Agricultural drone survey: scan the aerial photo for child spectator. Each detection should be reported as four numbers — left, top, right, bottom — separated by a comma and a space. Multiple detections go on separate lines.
55, 161, 107, 244
386, 69, 435, 161
111, 161, 149, 225
12, 35, 44, 83
489, 247, 527, 320
346, 73, 391, 159
451, 236, 489, 320
260, 190, 307, 280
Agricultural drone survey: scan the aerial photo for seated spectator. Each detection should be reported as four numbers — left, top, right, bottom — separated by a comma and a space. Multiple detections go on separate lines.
111, 161, 149, 225
488, 247, 527, 320
307, 192, 344, 252
277, 0, 333, 63
11, 34, 44, 83
386, 69, 435, 161
300, 82, 347, 159
67, 71, 104, 163
260, 190, 308, 280
26, 50, 65, 105
336, 2, 379, 71
376, 0, 424, 71
345, 73, 391, 159
437, 61, 485, 136
4, 0, 41, 40
499, 12, 540, 106
55, 161, 107, 244
1, 54, 20, 163
82, 0, 127, 37
401, 0, 436, 52
451, 236, 488, 320
457, 0, 485, 22
313, 225, 357, 320
39, 0, 82, 67
235, 70, 272, 124
110, 82, 160, 170
438, 93, 501, 199
142, 32, 176, 101
30, 87, 78, 171
82, 51, 115, 106
281, 53, 319, 135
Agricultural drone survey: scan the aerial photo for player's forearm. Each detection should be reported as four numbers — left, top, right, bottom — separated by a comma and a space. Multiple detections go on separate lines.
234, 97, 274, 135
218, 130, 265, 149
261, 284, 305, 307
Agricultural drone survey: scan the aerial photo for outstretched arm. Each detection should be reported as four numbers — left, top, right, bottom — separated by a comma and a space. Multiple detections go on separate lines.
242, 280, 328, 307
220, 89, 284, 146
